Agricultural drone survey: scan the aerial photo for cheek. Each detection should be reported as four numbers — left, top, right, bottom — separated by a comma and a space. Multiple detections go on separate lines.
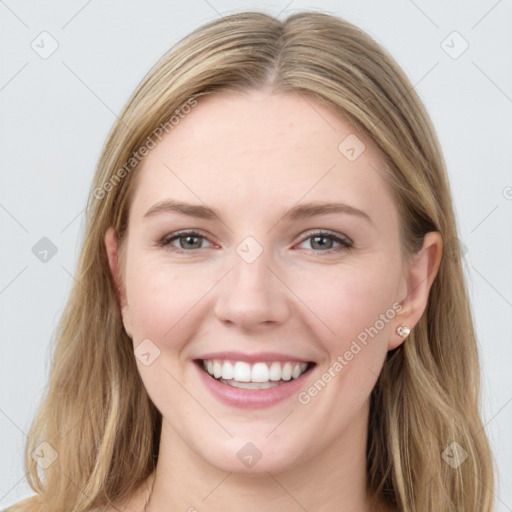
124, 259, 211, 406
288, 257, 400, 356
124, 255, 212, 342
286, 263, 400, 426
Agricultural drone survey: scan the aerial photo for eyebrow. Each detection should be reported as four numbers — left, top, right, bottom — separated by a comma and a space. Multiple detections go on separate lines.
143, 199, 372, 224
280, 202, 372, 224
143, 200, 222, 220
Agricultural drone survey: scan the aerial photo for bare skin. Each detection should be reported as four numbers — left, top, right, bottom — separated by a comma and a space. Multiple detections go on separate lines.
104, 90, 442, 511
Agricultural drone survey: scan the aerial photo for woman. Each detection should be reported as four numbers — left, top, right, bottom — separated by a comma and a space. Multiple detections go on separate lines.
7, 10, 495, 512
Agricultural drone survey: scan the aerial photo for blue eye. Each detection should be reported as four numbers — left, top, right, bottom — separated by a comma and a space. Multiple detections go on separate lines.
157, 230, 353, 254
298, 231, 353, 252
157, 230, 211, 253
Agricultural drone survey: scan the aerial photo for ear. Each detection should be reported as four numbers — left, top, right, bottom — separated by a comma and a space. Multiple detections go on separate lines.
389, 231, 443, 350
104, 227, 132, 338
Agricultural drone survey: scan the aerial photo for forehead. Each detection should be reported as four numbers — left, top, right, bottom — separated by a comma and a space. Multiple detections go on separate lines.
130, 90, 396, 225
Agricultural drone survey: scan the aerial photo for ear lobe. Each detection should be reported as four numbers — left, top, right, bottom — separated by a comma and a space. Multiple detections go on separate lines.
104, 227, 132, 337
388, 231, 443, 351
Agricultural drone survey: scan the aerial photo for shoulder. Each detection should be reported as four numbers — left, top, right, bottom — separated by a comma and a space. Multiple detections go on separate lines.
4, 475, 152, 512
2, 494, 41, 512
2, 495, 112, 512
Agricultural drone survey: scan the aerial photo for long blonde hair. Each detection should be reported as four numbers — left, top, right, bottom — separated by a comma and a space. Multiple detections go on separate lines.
11, 10, 494, 512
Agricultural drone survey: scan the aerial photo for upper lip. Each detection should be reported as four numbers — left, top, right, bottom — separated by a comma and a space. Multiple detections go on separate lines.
195, 351, 314, 363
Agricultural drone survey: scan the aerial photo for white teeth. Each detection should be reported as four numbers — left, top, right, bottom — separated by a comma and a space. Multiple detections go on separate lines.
269, 361, 282, 381
291, 363, 302, 379
220, 378, 278, 389
251, 362, 270, 382
233, 361, 251, 382
281, 362, 292, 381
213, 360, 222, 379
202, 359, 309, 383
221, 360, 234, 380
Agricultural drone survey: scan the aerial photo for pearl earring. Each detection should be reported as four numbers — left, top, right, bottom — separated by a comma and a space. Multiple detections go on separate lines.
397, 325, 410, 338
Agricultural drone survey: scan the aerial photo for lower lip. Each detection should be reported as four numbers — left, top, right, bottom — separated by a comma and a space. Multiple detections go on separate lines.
195, 362, 314, 409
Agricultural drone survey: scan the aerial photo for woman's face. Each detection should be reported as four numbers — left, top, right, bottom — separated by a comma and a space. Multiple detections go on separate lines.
109, 90, 414, 474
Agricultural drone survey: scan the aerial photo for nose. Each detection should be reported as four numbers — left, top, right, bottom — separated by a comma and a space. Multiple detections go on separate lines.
213, 246, 291, 330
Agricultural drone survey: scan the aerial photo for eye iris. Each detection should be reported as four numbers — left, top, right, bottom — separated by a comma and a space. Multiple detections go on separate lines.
181, 235, 202, 249
311, 235, 333, 250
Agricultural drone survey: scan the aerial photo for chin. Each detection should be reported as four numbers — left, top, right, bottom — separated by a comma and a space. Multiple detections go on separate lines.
191, 434, 307, 476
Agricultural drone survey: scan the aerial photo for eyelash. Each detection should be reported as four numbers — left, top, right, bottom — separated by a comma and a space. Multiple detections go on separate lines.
157, 230, 353, 255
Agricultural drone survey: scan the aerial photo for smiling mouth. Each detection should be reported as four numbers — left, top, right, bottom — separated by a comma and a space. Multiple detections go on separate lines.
195, 359, 315, 389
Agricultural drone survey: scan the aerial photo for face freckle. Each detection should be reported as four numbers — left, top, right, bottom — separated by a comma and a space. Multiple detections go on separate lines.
117, 90, 407, 475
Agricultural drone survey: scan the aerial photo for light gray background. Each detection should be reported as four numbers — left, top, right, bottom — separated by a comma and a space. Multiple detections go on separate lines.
1, 0, 511, 509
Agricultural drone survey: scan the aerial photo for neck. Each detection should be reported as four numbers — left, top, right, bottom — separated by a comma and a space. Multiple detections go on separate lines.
143, 401, 380, 512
